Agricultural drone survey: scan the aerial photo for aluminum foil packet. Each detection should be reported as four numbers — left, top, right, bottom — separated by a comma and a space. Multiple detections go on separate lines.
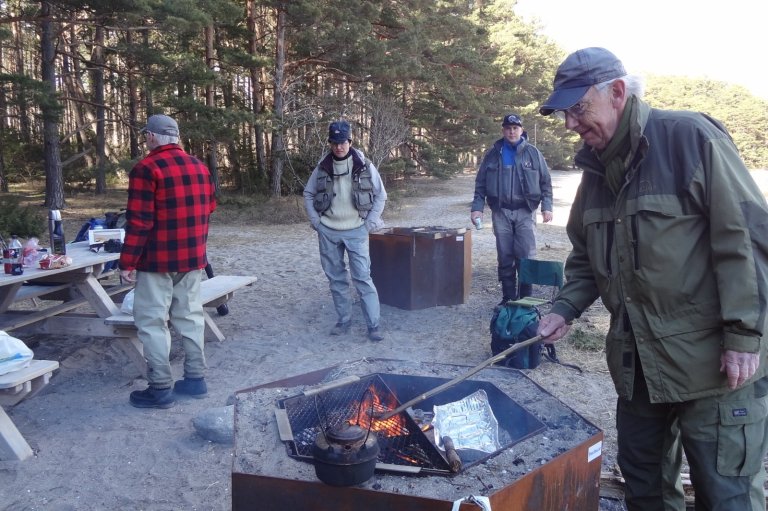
433, 389, 500, 453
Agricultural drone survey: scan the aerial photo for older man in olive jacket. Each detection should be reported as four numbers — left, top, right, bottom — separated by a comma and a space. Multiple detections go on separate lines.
537, 47, 768, 511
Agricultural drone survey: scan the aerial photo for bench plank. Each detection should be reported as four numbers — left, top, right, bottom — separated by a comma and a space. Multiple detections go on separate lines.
13, 284, 71, 302
104, 275, 257, 341
0, 283, 134, 332
0, 359, 59, 390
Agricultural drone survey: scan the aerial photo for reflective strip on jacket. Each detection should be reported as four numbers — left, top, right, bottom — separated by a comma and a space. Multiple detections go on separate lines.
550, 99, 768, 403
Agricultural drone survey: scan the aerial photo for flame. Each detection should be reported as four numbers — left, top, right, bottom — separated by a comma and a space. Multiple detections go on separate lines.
348, 384, 408, 437
394, 452, 420, 465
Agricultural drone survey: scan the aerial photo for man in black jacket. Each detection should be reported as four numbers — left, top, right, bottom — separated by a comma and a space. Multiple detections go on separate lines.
471, 114, 553, 304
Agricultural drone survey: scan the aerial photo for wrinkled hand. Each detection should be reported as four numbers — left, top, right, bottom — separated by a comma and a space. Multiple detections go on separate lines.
120, 269, 136, 283
542, 211, 553, 223
720, 350, 760, 390
537, 313, 571, 342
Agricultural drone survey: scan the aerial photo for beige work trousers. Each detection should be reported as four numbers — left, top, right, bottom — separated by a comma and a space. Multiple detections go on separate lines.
133, 270, 206, 388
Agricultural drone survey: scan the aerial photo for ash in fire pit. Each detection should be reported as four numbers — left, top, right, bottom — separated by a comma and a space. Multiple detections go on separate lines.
233, 359, 603, 511
275, 372, 546, 476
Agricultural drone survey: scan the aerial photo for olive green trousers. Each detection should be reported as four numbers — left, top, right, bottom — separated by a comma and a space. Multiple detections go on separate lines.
133, 270, 206, 388
617, 372, 768, 511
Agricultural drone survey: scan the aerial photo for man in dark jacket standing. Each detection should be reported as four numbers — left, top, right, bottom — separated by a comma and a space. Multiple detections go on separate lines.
471, 114, 553, 304
537, 47, 768, 511
119, 114, 217, 409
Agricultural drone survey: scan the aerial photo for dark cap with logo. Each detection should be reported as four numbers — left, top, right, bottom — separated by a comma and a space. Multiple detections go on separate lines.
539, 47, 626, 116
502, 114, 523, 127
328, 121, 352, 143
140, 114, 179, 136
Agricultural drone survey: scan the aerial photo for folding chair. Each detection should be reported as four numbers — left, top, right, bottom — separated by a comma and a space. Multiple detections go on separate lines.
503, 258, 581, 371
506, 258, 564, 308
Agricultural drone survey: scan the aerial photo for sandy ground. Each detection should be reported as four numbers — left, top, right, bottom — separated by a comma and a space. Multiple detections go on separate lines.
0, 170, 621, 510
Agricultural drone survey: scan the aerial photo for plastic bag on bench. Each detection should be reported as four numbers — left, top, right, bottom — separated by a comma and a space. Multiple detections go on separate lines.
0, 330, 34, 376
121, 289, 135, 315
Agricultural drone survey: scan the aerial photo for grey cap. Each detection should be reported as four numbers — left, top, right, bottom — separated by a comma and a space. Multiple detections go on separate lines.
140, 114, 179, 136
539, 47, 626, 116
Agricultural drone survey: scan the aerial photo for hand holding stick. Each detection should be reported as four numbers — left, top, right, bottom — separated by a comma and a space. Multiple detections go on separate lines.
374, 335, 543, 421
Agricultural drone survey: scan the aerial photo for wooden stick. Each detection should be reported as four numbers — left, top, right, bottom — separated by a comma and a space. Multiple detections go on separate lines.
375, 335, 543, 421
442, 435, 462, 473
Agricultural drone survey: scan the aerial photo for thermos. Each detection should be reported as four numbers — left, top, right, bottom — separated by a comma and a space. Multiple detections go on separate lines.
49, 209, 66, 255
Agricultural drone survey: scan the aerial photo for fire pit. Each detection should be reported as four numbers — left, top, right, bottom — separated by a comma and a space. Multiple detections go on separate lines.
233, 358, 603, 510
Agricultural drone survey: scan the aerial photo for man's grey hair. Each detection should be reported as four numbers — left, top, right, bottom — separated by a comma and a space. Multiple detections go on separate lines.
150, 132, 179, 146
597, 74, 646, 99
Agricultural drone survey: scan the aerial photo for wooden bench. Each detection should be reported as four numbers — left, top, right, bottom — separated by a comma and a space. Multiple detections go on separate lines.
104, 275, 257, 342
0, 359, 59, 460
0, 283, 135, 333
13, 283, 72, 302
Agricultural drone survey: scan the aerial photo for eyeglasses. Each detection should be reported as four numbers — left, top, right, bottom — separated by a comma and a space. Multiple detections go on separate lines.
553, 81, 613, 121
553, 100, 591, 121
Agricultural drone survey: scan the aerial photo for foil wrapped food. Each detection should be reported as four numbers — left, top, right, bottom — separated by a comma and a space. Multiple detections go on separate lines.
433, 389, 500, 454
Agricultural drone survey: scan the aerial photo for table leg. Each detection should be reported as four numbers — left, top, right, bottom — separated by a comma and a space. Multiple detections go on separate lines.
74, 274, 121, 317
0, 282, 23, 314
0, 406, 33, 461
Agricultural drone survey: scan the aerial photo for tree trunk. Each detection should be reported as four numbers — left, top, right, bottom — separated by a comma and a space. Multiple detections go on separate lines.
93, 24, 106, 194
0, 43, 7, 193
247, 0, 267, 189
125, 30, 140, 158
12, 19, 31, 145
270, 5, 286, 198
205, 24, 219, 192
41, 1, 65, 209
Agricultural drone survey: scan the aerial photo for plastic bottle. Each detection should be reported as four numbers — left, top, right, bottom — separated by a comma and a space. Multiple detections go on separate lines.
9, 235, 23, 275
49, 209, 66, 255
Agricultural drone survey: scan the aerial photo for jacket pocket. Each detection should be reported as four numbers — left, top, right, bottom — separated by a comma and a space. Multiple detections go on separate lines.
717, 397, 768, 476
583, 207, 615, 283
522, 166, 541, 199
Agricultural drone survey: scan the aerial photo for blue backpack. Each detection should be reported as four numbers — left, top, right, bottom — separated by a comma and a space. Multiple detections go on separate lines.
490, 304, 542, 369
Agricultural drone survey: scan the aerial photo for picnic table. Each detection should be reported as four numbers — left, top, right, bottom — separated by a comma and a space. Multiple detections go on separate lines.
0, 241, 256, 460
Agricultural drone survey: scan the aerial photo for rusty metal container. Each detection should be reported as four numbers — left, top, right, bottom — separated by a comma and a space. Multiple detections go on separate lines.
369, 227, 471, 310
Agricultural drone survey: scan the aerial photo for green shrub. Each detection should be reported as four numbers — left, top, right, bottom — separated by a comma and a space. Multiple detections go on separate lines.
0, 195, 45, 240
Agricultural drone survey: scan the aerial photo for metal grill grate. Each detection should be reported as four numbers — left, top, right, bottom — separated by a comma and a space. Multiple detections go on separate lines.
278, 373, 452, 474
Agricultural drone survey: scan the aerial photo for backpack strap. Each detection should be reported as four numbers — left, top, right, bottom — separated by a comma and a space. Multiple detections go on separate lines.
542, 343, 583, 373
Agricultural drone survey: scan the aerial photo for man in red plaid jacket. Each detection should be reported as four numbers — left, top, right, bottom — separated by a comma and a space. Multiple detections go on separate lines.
119, 114, 217, 409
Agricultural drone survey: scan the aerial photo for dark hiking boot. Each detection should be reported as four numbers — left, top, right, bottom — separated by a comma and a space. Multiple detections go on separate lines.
173, 377, 208, 399
130, 387, 176, 409
330, 321, 351, 335
497, 296, 512, 307
367, 326, 384, 342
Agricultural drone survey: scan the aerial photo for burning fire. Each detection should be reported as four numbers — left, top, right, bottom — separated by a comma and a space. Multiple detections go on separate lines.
348, 384, 408, 437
